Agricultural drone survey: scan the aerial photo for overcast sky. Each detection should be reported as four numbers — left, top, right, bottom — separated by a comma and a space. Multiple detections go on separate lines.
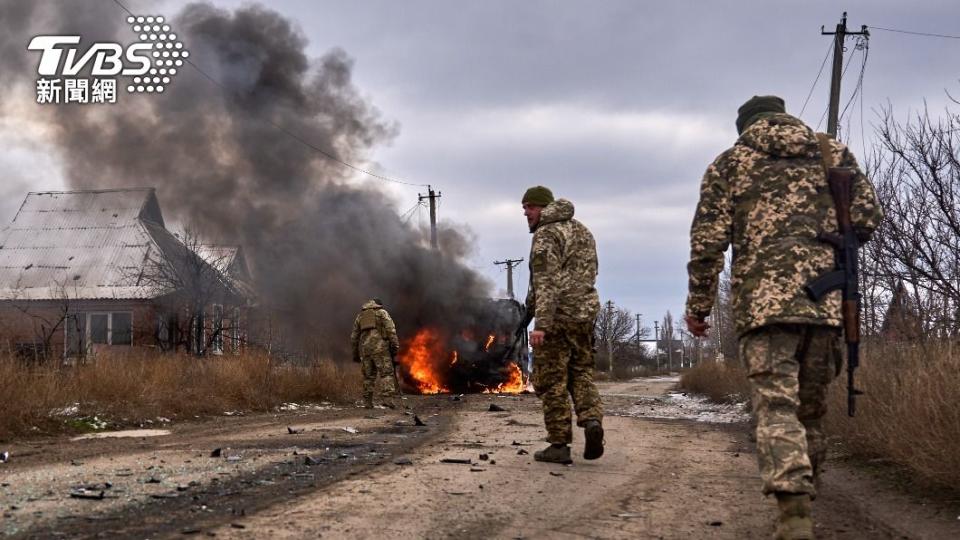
2, 0, 959, 332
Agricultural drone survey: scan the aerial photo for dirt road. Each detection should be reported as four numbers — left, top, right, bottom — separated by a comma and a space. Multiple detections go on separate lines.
1, 378, 957, 539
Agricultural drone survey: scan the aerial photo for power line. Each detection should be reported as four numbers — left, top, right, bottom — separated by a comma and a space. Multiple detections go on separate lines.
868, 25, 960, 40
838, 37, 869, 143
108, 0, 429, 188
799, 40, 834, 118
816, 39, 861, 132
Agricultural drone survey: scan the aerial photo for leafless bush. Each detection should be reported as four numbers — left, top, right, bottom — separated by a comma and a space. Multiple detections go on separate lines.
678, 360, 749, 404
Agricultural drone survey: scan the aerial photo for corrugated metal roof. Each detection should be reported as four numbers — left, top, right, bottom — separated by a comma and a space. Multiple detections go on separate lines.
0, 189, 176, 300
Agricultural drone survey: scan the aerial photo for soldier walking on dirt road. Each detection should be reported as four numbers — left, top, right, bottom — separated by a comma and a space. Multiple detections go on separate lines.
522, 186, 605, 465
684, 96, 882, 539
350, 298, 401, 409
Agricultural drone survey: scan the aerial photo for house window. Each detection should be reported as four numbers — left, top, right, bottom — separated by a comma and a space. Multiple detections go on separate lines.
212, 305, 223, 354
112, 312, 133, 345
90, 314, 109, 344
74, 312, 135, 350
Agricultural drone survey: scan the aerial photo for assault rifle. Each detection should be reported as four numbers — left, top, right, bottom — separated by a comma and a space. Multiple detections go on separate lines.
804, 167, 863, 417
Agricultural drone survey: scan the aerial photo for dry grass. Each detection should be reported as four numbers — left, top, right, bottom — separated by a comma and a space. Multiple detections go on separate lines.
679, 342, 960, 491
0, 350, 361, 441
825, 341, 960, 490
678, 360, 750, 403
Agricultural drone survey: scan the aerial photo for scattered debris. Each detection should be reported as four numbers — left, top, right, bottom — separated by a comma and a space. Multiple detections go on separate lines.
549, 471, 564, 477
230, 523, 246, 529
413, 415, 426, 426
0, 451, 9, 463
151, 492, 180, 499
144, 477, 161, 484
181, 527, 202, 535
393, 457, 413, 466
470, 467, 486, 472
708, 521, 723, 527
343, 427, 359, 434
490, 459, 497, 465
450, 394, 463, 401
479, 453, 489, 461
614, 513, 644, 519
304, 456, 323, 466
226, 455, 242, 462
440, 458, 473, 465
488, 404, 507, 412
517, 449, 529, 455
287, 427, 304, 435
210, 448, 222, 458
511, 441, 531, 446
69, 489, 105, 500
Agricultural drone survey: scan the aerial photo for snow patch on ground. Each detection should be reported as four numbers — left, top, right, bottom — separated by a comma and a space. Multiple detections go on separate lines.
72, 429, 172, 440
617, 391, 749, 424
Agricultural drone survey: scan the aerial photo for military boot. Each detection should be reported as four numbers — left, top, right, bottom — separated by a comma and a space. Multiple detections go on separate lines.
534, 443, 573, 465
774, 493, 814, 540
583, 419, 604, 460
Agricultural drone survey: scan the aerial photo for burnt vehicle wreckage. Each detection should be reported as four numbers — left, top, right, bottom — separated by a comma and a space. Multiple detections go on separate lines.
397, 298, 530, 395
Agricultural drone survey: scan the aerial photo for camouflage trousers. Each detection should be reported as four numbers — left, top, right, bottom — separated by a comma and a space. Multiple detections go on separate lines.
361, 352, 398, 407
532, 320, 603, 445
740, 324, 842, 496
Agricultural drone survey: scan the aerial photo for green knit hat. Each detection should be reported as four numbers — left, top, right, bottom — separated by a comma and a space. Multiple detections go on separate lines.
736, 95, 786, 134
522, 186, 554, 207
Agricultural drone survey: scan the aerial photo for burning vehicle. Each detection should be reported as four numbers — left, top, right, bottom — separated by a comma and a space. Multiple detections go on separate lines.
398, 298, 530, 394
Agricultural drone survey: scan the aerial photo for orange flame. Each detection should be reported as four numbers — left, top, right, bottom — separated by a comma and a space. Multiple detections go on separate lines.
450, 350, 459, 365
483, 334, 496, 352
485, 363, 524, 394
398, 328, 449, 394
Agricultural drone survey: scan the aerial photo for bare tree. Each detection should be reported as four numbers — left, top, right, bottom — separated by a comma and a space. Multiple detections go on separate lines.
136, 228, 245, 356
594, 300, 641, 376
868, 104, 960, 339
7, 278, 76, 362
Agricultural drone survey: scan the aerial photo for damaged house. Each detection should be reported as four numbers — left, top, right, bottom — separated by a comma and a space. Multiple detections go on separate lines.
0, 188, 254, 360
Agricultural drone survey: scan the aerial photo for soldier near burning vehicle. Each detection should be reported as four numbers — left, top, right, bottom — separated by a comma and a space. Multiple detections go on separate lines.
522, 186, 605, 464
684, 96, 882, 539
350, 298, 401, 409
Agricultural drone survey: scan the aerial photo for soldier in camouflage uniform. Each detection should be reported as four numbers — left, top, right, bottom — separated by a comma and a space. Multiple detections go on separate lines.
684, 96, 882, 540
522, 186, 605, 464
350, 298, 401, 409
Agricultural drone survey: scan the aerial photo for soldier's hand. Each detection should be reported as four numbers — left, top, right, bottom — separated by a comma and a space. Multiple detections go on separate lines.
684, 314, 710, 337
529, 330, 546, 348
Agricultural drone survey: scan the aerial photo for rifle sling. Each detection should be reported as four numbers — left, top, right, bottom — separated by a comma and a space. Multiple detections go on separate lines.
815, 133, 834, 179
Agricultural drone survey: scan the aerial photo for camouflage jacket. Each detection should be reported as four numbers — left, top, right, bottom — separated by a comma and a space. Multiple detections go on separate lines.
350, 300, 400, 361
525, 199, 601, 331
685, 113, 882, 336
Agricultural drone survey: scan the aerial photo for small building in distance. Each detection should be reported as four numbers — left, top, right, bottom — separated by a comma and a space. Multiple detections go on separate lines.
0, 188, 253, 360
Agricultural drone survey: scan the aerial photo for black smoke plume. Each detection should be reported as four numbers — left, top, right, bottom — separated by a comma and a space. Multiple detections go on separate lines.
0, 1, 495, 361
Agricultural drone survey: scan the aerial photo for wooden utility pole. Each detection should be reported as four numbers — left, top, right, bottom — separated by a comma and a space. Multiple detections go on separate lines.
635, 313, 642, 355
418, 185, 441, 249
822, 12, 868, 138
605, 300, 615, 374
494, 258, 524, 299
653, 320, 660, 372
